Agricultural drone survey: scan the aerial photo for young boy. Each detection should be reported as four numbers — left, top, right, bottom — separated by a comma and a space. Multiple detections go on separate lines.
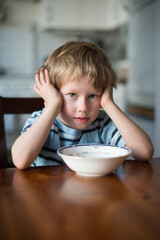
12, 41, 154, 169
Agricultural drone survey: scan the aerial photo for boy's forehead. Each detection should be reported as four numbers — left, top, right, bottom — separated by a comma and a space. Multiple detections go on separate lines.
60, 75, 102, 93
61, 74, 88, 86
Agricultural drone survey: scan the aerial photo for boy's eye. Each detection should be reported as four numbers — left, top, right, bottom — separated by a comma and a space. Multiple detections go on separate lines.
69, 93, 76, 98
89, 94, 96, 99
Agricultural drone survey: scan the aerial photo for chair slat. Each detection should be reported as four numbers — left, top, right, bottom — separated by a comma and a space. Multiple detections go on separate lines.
0, 97, 44, 168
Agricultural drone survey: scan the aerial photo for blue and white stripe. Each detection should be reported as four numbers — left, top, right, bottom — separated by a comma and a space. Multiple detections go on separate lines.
21, 109, 125, 167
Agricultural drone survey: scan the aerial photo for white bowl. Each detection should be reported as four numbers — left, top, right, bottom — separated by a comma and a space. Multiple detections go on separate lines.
57, 144, 131, 177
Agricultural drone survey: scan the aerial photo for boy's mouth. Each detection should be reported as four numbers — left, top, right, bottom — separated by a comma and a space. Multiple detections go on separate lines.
74, 117, 89, 123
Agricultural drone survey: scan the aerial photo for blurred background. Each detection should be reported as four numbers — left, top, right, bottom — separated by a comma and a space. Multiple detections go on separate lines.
0, 0, 160, 157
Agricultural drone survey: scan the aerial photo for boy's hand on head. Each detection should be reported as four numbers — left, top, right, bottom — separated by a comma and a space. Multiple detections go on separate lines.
100, 84, 114, 110
34, 67, 63, 111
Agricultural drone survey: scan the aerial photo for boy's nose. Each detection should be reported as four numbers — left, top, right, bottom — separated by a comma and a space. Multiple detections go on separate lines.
77, 97, 88, 112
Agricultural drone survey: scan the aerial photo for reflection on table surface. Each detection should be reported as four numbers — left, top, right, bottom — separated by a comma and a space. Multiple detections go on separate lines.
0, 158, 160, 240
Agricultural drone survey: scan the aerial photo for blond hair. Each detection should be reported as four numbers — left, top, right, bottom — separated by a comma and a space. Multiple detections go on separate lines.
44, 41, 117, 90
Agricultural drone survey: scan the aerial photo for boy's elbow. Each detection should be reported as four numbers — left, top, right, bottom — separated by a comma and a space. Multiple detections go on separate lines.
131, 143, 154, 161
12, 158, 29, 170
141, 143, 154, 161
11, 146, 29, 170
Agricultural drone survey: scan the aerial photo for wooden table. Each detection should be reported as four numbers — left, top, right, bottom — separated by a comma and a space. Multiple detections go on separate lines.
0, 158, 160, 240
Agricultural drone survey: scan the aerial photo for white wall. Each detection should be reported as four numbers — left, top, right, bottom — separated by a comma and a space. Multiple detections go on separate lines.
127, 0, 160, 156
127, 1, 156, 96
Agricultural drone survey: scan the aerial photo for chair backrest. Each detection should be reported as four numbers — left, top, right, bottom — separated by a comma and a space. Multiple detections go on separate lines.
0, 96, 44, 168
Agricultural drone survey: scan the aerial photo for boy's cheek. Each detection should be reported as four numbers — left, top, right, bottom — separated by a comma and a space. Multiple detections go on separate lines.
59, 93, 68, 106
95, 99, 101, 108
60, 100, 71, 115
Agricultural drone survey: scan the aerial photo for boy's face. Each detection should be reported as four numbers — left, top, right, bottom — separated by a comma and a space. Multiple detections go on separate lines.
58, 75, 102, 130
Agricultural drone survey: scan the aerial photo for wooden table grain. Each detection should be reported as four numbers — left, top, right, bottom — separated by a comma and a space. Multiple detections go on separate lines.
0, 158, 160, 240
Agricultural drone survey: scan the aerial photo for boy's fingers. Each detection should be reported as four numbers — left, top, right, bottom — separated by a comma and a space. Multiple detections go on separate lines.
36, 65, 45, 73
39, 68, 46, 84
34, 83, 40, 95
44, 69, 51, 84
35, 66, 50, 85
35, 70, 42, 86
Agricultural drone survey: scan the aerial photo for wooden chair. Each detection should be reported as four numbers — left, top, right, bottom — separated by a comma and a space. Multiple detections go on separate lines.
0, 96, 44, 168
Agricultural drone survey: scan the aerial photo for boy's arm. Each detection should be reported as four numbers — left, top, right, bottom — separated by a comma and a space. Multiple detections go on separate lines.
101, 86, 154, 161
11, 68, 62, 169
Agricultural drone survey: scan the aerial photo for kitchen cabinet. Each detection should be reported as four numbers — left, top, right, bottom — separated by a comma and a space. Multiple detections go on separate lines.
84, 0, 128, 30
39, 0, 79, 30
39, 0, 128, 31
104, 0, 128, 30
83, 0, 107, 30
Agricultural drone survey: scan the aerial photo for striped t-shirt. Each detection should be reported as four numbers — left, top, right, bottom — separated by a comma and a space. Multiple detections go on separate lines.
22, 108, 125, 167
